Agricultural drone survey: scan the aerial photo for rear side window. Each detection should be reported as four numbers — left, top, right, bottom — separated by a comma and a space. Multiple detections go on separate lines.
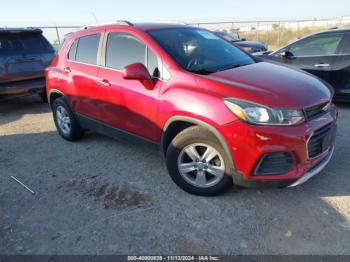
0, 33, 53, 55
289, 34, 342, 56
74, 34, 100, 65
106, 33, 146, 70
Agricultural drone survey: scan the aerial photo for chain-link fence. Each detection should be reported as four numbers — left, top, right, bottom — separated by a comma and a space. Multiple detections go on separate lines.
12, 16, 350, 51
188, 16, 350, 50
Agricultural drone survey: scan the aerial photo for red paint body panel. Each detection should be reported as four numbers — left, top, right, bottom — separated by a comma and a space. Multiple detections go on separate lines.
46, 24, 337, 185
218, 105, 337, 181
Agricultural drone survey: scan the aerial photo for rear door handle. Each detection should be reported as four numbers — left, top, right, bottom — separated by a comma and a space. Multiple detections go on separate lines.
314, 63, 330, 68
64, 67, 71, 73
98, 79, 111, 87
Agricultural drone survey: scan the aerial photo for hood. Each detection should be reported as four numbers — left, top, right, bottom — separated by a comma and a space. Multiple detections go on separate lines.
198, 62, 332, 109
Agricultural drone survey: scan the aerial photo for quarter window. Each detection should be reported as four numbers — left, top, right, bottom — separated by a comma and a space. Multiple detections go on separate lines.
289, 35, 342, 56
147, 48, 160, 78
74, 34, 100, 65
68, 39, 78, 60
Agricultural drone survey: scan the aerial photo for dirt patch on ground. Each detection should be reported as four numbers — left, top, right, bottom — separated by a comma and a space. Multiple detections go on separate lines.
56, 180, 152, 210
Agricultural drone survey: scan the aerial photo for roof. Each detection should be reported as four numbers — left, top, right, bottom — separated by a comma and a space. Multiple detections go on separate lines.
0, 27, 42, 34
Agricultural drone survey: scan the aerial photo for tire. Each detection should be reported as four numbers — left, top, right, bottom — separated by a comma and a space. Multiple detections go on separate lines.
39, 90, 48, 103
52, 97, 84, 141
166, 126, 233, 196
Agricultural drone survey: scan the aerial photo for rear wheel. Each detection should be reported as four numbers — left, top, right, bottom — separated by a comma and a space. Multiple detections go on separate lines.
52, 97, 84, 141
166, 126, 233, 196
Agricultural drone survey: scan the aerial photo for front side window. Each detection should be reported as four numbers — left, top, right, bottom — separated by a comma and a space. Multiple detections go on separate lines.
148, 28, 255, 75
106, 33, 146, 70
105, 32, 160, 77
289, 35, 343, 56
74, 34, 100, 65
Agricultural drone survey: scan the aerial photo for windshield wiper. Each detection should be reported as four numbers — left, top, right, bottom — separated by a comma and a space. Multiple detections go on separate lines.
215, 63, 246, 72
189, 69, 214, 75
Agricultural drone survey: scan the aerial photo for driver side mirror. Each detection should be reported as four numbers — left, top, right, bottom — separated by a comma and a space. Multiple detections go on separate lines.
280, 50, 295, 59
123, 63, 154, 90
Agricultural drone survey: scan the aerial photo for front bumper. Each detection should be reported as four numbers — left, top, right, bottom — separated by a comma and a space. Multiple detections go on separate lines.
218, 105, 338, 188
288, 146, 334, 187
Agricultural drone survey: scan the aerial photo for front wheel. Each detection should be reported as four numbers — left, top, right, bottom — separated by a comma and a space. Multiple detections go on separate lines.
166, 126, 233, 196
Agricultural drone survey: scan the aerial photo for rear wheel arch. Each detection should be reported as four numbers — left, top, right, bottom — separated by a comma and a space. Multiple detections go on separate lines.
161, 116, 236, 170
49, 90, 65, 108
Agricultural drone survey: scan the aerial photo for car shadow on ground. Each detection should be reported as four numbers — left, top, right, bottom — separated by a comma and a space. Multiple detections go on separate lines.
0, 129, 349, 254
0, 96, 51, 126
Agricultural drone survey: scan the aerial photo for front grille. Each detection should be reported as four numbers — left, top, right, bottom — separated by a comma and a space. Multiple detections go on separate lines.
304, 102, 330, 121
308, 123, 336, 159
254, 152, 294, 176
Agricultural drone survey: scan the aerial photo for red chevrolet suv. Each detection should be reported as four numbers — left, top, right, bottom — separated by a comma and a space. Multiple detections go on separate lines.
46, 21, 338, 196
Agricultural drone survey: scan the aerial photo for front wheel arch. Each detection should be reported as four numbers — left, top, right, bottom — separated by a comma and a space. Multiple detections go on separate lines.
161, 116, 236, 171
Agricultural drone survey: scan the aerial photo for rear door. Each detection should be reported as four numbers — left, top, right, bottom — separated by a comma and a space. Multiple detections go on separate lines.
331, 33, 350, 99
97, 31, 162, 142
279, 33, 343, 83
0, 32, 55, 83
64, 33, 103, 120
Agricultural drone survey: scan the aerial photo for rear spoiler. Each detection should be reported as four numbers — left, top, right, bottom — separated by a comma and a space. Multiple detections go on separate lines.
0, 27, 43, 34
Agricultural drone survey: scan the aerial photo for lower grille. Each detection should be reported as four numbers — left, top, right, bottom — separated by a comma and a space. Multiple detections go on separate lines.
254, 152, 294, 176
308, 123, 336, 159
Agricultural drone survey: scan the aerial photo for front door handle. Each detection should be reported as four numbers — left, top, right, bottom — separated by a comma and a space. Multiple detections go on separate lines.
98, 79, 111, 87
64, 67, 71, 73
314, 63, 330, 68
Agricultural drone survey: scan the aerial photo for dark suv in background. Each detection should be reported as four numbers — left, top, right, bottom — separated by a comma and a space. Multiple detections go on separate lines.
259, 29, 350, 102
0, 28, 55, 101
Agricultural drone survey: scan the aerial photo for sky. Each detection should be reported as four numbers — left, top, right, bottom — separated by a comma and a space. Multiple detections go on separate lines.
1, 0, 350, 26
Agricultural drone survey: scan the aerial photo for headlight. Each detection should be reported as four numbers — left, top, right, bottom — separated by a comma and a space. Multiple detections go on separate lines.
224, 98, 305, 126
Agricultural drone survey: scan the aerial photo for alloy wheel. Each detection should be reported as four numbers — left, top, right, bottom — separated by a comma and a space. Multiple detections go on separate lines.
177, 143, 225, 188
56, 106, 71, 135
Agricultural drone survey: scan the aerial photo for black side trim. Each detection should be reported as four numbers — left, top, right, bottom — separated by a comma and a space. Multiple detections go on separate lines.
76, 114, 160, 151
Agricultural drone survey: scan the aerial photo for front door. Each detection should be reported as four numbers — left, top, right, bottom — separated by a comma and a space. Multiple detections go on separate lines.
97, 31, 162, 142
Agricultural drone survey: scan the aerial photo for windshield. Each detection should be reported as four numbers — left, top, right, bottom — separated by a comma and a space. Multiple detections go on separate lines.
148, 28, 255, 75
216, 31, 240, 42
